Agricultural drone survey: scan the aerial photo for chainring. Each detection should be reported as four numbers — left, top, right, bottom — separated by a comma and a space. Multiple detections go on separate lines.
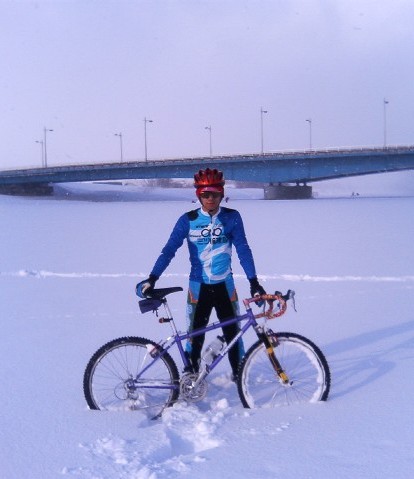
179, 373, 208, 402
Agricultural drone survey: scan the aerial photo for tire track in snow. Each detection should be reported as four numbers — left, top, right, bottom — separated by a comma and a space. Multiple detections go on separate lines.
63, 401, 225, 478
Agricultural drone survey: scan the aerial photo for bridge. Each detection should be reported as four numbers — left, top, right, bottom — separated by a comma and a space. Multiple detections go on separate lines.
1, 145, 414, 199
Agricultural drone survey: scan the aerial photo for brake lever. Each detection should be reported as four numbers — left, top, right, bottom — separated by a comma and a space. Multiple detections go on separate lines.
286, 289, 297, 312
276, 289, 297, 312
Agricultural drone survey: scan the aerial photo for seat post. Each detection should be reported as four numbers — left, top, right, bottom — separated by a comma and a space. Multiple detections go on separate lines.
163, 300, 179, 335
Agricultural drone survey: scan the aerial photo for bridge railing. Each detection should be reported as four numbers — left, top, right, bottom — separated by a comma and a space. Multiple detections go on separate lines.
1, 144, 414, 174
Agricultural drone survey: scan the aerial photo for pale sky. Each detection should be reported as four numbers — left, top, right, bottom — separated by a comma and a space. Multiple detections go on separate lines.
1, 0, 413, 169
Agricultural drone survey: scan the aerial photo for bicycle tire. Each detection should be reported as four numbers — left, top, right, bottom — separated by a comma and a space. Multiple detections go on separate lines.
83, 337, 180, 416
237, 332, 330, 408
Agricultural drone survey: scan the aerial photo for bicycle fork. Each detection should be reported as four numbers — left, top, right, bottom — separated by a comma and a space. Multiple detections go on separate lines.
255, 327, 290, 385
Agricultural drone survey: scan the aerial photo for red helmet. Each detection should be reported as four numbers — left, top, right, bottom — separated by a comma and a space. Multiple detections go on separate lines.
194, 168, 225, 197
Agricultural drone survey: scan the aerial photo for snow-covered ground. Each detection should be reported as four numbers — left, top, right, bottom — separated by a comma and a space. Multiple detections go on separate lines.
1, 172, 413, 478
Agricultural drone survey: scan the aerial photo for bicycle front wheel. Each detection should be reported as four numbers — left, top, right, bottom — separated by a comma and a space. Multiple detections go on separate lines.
238, 332, 330, 408
83, 337, 179, 416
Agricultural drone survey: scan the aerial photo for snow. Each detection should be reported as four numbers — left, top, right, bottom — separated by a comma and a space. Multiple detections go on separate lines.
1, 173, 414, 478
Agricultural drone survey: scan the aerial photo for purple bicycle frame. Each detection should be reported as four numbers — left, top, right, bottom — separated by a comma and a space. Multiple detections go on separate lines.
134, 307, 258, 389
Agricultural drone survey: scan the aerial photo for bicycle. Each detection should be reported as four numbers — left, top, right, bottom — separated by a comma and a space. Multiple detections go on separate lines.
83, 286, 331, 418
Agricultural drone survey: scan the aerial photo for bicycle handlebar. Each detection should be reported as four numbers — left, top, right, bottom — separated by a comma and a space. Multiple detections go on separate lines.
243, 289, 296, 320
138, 284, 296, 320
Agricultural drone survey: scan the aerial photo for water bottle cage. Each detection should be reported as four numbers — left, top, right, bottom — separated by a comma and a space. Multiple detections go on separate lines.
202, 336, 225, 365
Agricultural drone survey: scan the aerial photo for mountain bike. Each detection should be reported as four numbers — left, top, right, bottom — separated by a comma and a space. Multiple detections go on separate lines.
83, 287, 331, 418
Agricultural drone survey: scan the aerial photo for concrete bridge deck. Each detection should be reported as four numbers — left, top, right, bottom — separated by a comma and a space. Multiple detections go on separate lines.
1, 145, 414, 198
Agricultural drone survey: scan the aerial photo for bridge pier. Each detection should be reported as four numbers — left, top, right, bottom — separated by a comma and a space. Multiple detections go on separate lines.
264, 183, 312, 200
0, 182, 54, 196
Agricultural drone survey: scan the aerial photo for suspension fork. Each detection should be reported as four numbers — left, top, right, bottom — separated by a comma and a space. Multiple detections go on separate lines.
255, 327, 290, 384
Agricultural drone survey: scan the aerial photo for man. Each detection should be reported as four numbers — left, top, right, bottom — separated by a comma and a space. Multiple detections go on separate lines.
137, 168, 265, 379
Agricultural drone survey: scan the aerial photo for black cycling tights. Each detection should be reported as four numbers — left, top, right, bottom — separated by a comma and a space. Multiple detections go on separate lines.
189, 282, 241, 376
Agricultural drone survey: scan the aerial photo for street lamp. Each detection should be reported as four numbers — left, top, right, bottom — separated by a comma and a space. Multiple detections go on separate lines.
305, 118, 312, 149
260, 107, 268, 154
205, 125, 212, 156
114, 132, 124, 162
383, 98, 389, 147
143, 117, 153, 161
43, 126, 53, 168
35, 140, 44, 167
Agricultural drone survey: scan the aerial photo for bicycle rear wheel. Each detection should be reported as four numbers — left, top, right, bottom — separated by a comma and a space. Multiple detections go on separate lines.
83, 337, 179, 416
238, 332, 330, 408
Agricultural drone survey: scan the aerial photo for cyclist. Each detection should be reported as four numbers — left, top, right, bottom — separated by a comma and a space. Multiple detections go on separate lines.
137, 168, 266, 379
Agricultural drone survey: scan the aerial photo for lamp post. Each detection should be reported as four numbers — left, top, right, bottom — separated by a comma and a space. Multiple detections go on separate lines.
260, 107, 268, 154
383, 98, 389, 147
114, 132, 124, 162
144, 117, 153, 161
205, 125, 212, 156
35, 140, 44, 167
43, 127, 53, 167
305, 118, 312, 149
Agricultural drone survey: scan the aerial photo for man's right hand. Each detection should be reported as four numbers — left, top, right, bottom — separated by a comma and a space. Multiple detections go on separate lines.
136, 275, 158, 298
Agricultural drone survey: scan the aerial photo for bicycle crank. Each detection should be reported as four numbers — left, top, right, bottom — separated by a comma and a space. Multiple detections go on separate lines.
179, 373, 208, 402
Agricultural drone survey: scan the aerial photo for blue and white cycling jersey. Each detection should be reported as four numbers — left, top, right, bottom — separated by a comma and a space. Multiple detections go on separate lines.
150, 207, 257, 284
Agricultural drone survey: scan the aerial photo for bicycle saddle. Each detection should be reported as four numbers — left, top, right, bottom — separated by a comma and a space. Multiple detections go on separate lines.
147, 287, 183, 300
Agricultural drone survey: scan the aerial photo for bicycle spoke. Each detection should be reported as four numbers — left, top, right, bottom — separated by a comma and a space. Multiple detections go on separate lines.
83, 337, 179, 415
238, 333, 330, 408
